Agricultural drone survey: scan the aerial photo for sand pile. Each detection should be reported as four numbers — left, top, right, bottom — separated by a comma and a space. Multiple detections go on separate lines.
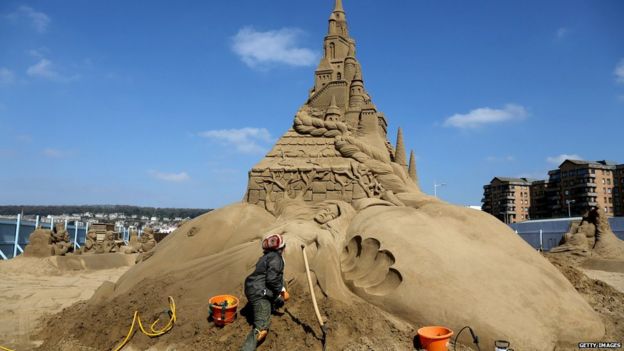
37, 277, 420, 351
546, 252, 624, 348
33, 199, 605, 350
0, 256, 132, 350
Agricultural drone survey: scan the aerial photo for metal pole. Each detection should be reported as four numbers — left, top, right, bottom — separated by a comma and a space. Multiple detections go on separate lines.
539, 229, 543, 252
434, 181, 437, 198
64, 219, 68, 230
35, 215, 40, 229
13, 214, 21, 258
74, 222, 79, 250
567, 201, 571, 218
50, 216, 54, 230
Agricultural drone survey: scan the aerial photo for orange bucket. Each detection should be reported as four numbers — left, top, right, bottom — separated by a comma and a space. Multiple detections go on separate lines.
417, 326, 454, 351
209, 295, 239, 326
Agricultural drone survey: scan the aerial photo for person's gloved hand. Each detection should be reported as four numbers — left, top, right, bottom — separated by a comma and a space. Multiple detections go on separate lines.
281, 288, 290, 302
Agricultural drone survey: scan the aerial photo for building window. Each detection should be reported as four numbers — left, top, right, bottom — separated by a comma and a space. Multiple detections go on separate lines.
337, 72, 342, 80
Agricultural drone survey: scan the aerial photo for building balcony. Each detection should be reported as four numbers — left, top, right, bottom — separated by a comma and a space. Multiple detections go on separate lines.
579, 191, 598, 196
578, 201, 598, 207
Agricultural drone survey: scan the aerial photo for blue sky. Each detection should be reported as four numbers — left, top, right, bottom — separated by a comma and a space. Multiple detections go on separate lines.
0, 0, 623, 208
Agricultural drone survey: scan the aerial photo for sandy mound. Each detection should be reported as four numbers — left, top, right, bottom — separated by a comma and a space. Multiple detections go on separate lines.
0, 256, 131, 350
33, 199, 606, 350
546, 252, 624, 349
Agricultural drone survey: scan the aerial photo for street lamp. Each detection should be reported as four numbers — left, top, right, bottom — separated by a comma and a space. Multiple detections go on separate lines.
434, 181, 447, 198
566, 199, 576, 217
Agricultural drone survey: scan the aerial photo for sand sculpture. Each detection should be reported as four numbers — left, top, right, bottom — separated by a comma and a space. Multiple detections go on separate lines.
82, 224, 119, 254
552, 206, 624, 259
67, 1, 606, 349
124, 227, 157, 263
23, 224, 73, 257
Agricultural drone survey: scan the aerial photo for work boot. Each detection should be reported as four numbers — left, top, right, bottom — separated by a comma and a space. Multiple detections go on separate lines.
256, 329, 268, 342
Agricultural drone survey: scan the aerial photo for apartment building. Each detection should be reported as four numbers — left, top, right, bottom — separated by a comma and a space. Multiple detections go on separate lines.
483, 159, 620, 223
529, 180, 550, 219
614, 164, 624, 216
482, 177, 532, 224
556, 160, 616, 217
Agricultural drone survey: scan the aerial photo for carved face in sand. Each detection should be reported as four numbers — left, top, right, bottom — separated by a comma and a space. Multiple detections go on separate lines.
314, 203, 340, 224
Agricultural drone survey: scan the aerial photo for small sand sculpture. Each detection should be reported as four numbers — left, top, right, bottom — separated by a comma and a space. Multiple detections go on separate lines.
23, 228, 54, 258
50, 223, 73, 256
125, 227, 157, 263
23, 223, 74, 257
552, 206, 624, 259
82, 224, 119, 254
41, 1, 606, 349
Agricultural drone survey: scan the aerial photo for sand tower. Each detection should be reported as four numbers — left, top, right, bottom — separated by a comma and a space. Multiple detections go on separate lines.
245, 0, 418, 211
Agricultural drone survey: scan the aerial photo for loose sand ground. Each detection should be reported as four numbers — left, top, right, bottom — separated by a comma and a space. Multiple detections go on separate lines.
0, 256, 131, 350
1, 252, 622, 350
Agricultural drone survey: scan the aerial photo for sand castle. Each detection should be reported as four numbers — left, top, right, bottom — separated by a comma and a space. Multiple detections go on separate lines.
38, 1, 608, 349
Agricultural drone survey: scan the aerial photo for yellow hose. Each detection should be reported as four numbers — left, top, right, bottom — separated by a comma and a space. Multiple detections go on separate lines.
112, 296, 177, 351
0, 345, 16, 351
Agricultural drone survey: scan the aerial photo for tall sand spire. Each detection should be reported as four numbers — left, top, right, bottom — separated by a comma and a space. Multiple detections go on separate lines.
394, 127, 407, 167
408, 150, 418, 185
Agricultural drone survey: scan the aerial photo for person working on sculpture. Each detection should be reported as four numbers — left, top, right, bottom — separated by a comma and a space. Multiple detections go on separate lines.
240, 233, 289, 351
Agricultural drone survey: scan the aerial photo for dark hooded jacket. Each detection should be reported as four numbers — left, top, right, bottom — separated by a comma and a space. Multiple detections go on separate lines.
244, 250, 284, 302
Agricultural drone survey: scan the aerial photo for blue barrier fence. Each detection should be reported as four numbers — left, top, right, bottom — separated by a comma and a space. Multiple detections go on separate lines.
510, 217, 624, 251
0, 216, 133, 259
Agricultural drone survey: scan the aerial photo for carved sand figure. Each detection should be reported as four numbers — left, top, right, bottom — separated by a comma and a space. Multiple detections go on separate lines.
83, 227, 98, 253
553, 206, 624, 259
50, 223, 73, 256
23, 228, 54, 257
42, 1, 606, 349
125, 227, 157, 263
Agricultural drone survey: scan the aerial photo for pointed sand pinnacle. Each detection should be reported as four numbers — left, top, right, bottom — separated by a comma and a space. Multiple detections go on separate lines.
394, 128, 407, 167
408, 150, 419, 184
334, 0, 344, 13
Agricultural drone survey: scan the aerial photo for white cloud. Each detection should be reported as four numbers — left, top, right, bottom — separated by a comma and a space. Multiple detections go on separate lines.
42, 147, 74, 158
546, 154, 582, 166
26, 58, 78, 82
0, 68, 15, 85
555, 27, 569, 39
443, 104, 528, 129
231, 27, 318, 69
8, 6, 50, 33
148, 170, 190, 182
615, 59, 624, 84
198, 127, 274, 154
27, 59, 58, 79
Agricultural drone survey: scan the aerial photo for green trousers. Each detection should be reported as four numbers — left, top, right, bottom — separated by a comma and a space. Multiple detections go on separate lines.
240, 298, 272, 351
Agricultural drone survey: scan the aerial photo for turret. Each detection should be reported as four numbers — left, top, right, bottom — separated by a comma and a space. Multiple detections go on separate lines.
349, 69, 365, 108
330, 0, 348, 37
344, 41, 357, 81
325, 95, 342, 121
